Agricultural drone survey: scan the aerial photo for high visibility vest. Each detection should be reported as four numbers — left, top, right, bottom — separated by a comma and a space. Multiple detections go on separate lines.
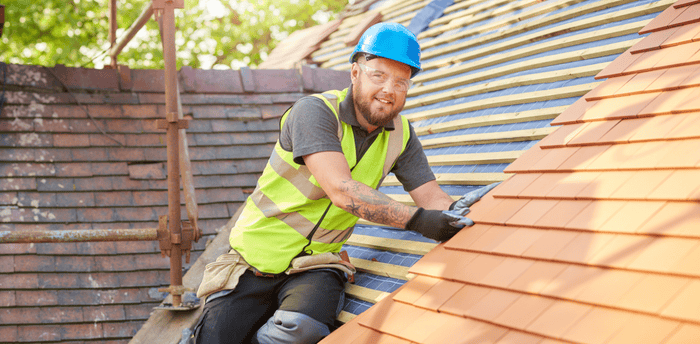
229, 88, 411, 273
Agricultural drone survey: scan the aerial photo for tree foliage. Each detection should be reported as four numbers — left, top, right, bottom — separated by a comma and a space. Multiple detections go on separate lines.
1, 0, 348, 69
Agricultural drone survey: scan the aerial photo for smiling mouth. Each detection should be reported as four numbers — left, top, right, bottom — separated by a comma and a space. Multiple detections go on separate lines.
375, 97, 393, 105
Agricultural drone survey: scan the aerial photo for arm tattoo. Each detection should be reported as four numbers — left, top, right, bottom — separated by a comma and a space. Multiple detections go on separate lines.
340, 180, 412, 228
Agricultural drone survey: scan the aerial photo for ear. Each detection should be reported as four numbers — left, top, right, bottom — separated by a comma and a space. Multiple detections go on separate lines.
350, 63, 359, 84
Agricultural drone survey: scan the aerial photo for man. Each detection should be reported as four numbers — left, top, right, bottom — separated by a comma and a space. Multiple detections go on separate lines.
190, 23, 496, 344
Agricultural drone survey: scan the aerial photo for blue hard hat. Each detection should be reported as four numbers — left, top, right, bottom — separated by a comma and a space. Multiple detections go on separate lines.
350, 23, 422, 78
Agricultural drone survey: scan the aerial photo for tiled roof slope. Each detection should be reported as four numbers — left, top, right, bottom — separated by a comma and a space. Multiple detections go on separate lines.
274, 0, 679, 327
0, 63, 349, 343
319, 0, 700, 342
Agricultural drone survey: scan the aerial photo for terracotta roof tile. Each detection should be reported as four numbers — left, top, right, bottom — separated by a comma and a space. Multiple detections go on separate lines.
655, 138, 700, 168
480, 257, 535, 288
627, 237, 698, 273
526, 300, 592, 339
465, 290, 523, 324
609, 170, 673, 198
641, 5, 686, 33
502, 143, 550, 173
617, 274, 691, 314
614, 69, 666, 95
630, 28, 680, 54
647, 169, 700, 200
669, 3, 700, 27
672, 243, 700, 275
495, 330, 546, 344
463, 225, 516, 252
351, 329, 411, 344
453, 254, 505, 283
408, 245, 478, 278
664, 323, 700, 344
566, 120, 620, 146
663, 112, 700, 139
554, 232, 614, 263
646, 64, 700, 92
518, 173, 567, 198
528, 147, 580, 172
423, 316, 507, 344
444, 224, 491, 249
412, 279, 464, 311
544, 173, 600, 198
642, 85, 700, 115
675, 0, 700, 8
589, 233, 655, 268
586, 73, 636, 100
539, 123, 585, 149
575, 269, 644, 306
521, 230, 579, 260
493, 293, 554, 331
664, 21, 700, 46
392, 275, 441, 305
489, 226, 545, 256
505, 199, 559, 227
597, 201, 666, 234
478, 198, 529, 225
595, 50, 643, 79
557, 145, 610, 171
564, 199, 627, 230
492, 173, 542, 198
535, 200, 592, 228
326, 320, 365, 344
550, 97, 597, 125
626, 115, 685, 142
396, 310, 453, 343
606, 314, 681, 344
582, 92, 659, 121
507, 260, 568, 294
438, 284, 491, 317
636, 201, 700, 236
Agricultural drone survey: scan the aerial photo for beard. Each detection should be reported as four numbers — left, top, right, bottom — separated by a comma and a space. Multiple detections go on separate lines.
353, 79, 405, 128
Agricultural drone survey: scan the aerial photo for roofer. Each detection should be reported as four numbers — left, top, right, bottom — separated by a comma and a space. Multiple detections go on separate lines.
189, 22, 498, 344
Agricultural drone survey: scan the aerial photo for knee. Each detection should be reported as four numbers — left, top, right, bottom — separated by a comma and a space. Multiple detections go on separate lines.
256, 310, 331, 344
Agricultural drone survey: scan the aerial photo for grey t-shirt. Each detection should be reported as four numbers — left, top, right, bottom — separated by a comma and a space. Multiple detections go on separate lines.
279, 87, 435, 192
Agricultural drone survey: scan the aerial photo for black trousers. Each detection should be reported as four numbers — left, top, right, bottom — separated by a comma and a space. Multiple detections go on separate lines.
193, 268, 345, 344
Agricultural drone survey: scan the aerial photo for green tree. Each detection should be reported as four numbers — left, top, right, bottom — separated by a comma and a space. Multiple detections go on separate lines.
0, 0, 348, 69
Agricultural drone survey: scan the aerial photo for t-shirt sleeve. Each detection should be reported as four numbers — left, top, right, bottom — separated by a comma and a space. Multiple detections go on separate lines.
279, 96, 343, 165
390, 123, 437, 192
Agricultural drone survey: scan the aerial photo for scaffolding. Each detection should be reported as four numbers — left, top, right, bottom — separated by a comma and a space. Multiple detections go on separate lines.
0, 0, 200, 310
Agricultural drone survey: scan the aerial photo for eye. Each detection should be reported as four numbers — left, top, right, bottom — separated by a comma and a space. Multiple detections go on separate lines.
369, 71, 387, 81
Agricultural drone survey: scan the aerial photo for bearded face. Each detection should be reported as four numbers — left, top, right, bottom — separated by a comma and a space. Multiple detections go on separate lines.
351, 57, 411, 131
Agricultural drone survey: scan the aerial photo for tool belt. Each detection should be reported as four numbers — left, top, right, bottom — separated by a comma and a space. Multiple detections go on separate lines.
197, 250, 356, 300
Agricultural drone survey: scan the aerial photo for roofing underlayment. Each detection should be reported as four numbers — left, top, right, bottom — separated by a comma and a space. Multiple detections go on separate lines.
2, 0, 700, 342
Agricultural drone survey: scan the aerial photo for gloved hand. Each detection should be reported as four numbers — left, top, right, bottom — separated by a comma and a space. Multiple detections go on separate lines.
450, 182, 501, 215
405, 208, 474, 242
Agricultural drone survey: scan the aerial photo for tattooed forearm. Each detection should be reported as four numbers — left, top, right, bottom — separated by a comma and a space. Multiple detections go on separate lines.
339, 180, 415, 228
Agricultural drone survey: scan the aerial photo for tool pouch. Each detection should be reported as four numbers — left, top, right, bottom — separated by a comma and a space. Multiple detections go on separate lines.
196, 249, 249, 299
285, 252, 356, 278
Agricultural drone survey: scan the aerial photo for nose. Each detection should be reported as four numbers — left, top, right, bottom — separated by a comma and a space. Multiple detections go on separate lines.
380, 79, 398, 94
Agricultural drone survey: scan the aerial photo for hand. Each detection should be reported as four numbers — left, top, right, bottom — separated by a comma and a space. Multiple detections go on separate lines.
450, 182, 501, 215
405, 208, 474, 242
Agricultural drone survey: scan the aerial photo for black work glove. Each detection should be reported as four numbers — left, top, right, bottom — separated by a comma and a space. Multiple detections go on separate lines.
450, 182, 501, 214
405, 208, 474, 242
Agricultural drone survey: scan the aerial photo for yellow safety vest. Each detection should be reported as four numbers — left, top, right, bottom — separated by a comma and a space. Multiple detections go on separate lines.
229, 88, 411, 273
